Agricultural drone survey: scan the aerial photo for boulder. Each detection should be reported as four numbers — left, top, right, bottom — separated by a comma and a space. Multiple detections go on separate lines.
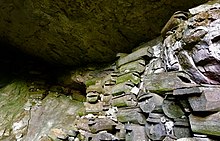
0, 0, 207, 66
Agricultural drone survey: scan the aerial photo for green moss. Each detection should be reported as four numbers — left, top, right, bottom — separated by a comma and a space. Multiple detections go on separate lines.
116, 73, 140, 85
76, 107, 86, 116
149, 83, 173, 94
0, 80, 29, 134
85, 78, 98, 87
112, 101, 127, 107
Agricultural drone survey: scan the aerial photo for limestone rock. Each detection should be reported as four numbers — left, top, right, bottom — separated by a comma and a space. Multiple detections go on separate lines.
117, 40, 155, 67
125, 124, 148, 141
143, 72, 197, 94
86, 92, 100, 103
145, 122, 166, 141
117, 108, 146, 125
0, 0, 207, 66
189, 112, 220, 137
111, 82, 134, 96
112, 94, 137, 108
174, 118, 191, 139
0, 81, 83, 141
84, 102, 103, 114
89, 118, 117, 133
92, 131, 117, 141
162, 98, 185, 119
147, 113, 165, 124
173, 87, 202, 96
48, 128, 68, 140
119, 59, 146, 74
139, 93, 163, 114
116, 72, 140, 85
162, 1, 220, 84
188, 87, 220, 112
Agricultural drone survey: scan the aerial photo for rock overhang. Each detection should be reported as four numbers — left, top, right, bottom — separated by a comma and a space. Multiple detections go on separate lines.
0, 0, 208, 66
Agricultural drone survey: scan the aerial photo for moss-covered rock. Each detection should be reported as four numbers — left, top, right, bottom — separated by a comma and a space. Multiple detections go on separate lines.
0, 80, 84, 141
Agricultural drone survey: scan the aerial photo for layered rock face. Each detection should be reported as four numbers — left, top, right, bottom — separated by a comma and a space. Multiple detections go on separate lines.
162, 0, 220, 84
0, 0, 207, 66
1, 1, 220, 141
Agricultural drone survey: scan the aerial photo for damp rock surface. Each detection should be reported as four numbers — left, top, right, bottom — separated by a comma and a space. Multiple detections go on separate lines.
0, 0, 207, 66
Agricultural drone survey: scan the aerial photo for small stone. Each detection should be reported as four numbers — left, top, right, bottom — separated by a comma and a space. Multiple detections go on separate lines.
68, 137, 75, 141
23, 100, 33, 111
15, 133, 23, 139
115, 123, 126, 140
86, 92, 99, 103
74, 138, 79, 141
174, 118, 190, 127
163, 136, 176, 141
75, 118, 90, 132
105, 107, 118, 121
174, 126, 192, 139
130, 86, 139, 95
165, 121, 174, 135
100, 93, 112, 104
68, 130, 79, 137
84, 102, 103, 114
49, 128, 68, 140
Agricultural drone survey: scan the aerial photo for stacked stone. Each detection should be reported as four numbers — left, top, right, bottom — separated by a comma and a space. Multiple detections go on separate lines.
70, 1, 220, 141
